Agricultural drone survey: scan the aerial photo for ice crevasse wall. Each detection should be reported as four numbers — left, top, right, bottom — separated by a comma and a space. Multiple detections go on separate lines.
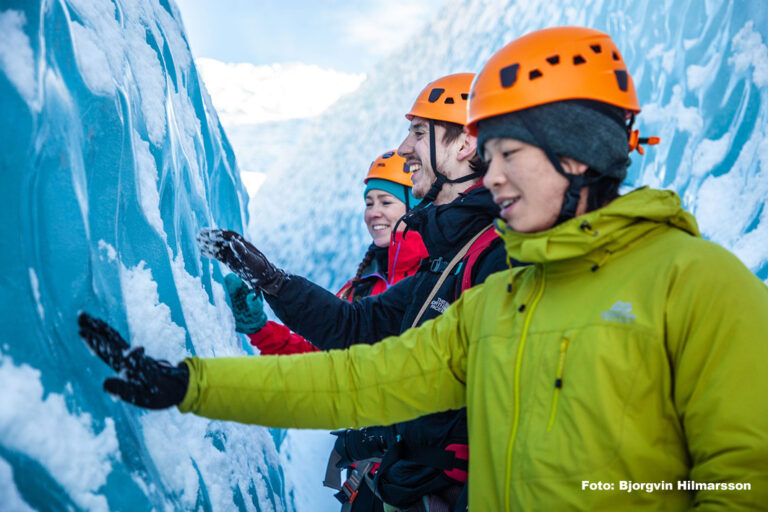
0, 0, 289, 511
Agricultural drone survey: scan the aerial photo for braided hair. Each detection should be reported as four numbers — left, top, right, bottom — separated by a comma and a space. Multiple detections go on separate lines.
339, 246, 378, 301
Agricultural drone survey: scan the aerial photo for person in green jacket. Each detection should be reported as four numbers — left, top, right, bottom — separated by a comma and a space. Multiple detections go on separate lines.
78, 27, 768, 511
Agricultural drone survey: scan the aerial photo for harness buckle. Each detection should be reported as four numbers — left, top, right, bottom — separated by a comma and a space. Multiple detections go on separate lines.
430, 257, 447, 272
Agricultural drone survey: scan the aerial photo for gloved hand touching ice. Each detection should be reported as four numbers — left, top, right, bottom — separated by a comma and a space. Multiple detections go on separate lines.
225, 273, 268, 334
197, 228, 288, 296
77, 312, 189, 409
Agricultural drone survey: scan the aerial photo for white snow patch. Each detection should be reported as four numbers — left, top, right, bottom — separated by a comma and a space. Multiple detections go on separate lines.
730, 21, 768, 87
153, 3, 191, 72
0, 10, 37, 107
133, 131, 166, 238
731, 218, 768, 271
686, 52, 720, 91
169, 254, 240, 357
140, 412, 207, 510
695, 125, 768, 254
67, 0, 169, 144
28, 268, 44, 320
98, 240, 118, 262
71, 21, 114, 95
683, 38, 698, 50
691, 134, 731, 177
195, 58, 365, 126
119, 260, 188, 362
641, 85, 703, 134
140, 411, 282, 512
645, 44, 675, 73
646, 43, 665, 59
168, 89, 205, 198
0, 355, 118, 512
126, 27, 168, 145
661, 49, 676, 75
0, 457, 35, 512
696, 171, 744, 243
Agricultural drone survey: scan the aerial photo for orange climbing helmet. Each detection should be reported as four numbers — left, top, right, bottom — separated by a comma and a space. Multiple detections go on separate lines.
467, 26, 640, 136
364, 150, 412, 188
406, 73, 475, 125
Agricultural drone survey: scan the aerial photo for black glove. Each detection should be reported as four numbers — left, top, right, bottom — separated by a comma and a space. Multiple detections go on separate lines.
77, 312, 189, 409
197, 228, 288, 296
331, 426, 397, 468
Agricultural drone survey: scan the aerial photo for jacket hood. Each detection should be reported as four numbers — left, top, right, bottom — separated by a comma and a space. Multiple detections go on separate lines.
404, 186, 499, 258
497, 188, 700, 266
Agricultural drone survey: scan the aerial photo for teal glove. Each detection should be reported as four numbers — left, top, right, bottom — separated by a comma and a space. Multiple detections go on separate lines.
224, 273, 268, 334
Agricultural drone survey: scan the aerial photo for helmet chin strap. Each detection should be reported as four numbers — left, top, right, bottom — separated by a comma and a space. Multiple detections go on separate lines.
417, 119, 483, 207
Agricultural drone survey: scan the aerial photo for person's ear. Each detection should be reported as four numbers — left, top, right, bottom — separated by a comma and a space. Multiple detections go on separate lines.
456, 130, 477, 162
559, 156, 589, 176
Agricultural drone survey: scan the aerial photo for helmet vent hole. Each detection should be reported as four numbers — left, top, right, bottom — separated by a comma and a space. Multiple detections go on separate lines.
614, 70, 629, 91
428, 88, 445, 102
590, 44, 602, 54
546, 55, 560, 65
612, 51, 620, 61
402, 163, 409, 173
444, 97, 455, 104
573, 55, 586, 65
461, 93, 468, 100
382, 151, 395, 158
499, 64, 520, 88
529, 69, 543, 80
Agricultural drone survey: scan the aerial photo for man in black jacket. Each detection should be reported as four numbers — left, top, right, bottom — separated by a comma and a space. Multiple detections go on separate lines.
198, 73, 515, 512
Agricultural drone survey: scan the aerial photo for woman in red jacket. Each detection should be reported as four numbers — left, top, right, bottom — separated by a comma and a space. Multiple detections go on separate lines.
227, 150, 427, 356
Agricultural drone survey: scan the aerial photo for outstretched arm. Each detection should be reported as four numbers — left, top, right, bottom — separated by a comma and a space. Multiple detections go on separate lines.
178, 294, 470, 429
198, 228, 409, 348
78, 286, 471, 430
264, 274, 412, 349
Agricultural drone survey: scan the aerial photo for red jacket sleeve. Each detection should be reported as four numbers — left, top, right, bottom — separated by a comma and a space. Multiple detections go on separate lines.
247, 321, 320, 355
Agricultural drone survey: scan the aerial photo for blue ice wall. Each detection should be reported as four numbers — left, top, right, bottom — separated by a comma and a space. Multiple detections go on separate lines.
249, 0, 768, 291
0, 1, 287, 511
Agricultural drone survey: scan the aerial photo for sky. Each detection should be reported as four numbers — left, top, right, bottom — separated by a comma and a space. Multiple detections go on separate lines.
174, 0, 447, 74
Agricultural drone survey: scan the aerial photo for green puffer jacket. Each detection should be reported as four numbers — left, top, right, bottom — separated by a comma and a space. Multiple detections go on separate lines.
180, 188, 768, 511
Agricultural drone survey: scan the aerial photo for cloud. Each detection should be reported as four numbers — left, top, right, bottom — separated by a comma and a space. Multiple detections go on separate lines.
343, 0, 443, 57
195, 58, 366, 126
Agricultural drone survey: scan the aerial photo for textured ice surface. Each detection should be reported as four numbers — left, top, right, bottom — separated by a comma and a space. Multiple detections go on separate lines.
0, 0, 284, 510
1, 0, 767, 510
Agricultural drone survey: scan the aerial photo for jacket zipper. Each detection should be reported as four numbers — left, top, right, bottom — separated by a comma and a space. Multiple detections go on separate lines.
547, 336, 571, 431
504, 266, 546, 511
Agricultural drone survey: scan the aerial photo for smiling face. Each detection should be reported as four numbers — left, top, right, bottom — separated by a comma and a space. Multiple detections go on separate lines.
364, 189, 407, 247
482, 137, 589, 233
397, 117, 447, 200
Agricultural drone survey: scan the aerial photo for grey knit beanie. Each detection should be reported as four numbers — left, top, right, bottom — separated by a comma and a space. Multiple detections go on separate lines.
476, 100, 631, 181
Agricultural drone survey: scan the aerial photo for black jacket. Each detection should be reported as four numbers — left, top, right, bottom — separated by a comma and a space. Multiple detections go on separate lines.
265, 186, 514, 508
266, 186, 508, 346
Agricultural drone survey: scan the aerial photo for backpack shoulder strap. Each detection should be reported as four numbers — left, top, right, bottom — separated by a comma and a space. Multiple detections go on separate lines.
410, 224, 494, 328
460, 226, 500, 292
